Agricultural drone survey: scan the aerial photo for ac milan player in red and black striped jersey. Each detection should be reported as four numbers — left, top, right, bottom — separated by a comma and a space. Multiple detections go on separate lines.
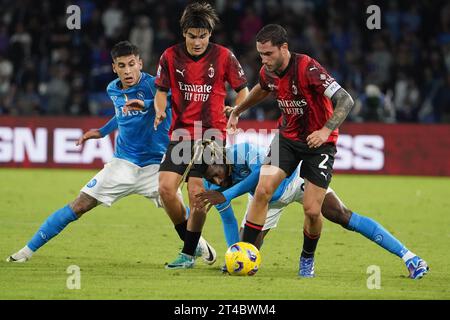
154, 2, 249, 269
227, 24, 355, 277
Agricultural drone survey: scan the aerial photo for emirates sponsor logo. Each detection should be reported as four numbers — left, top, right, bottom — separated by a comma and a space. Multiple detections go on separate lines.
178, 82, 212, 93
277, 99, 307, 115
277, 99, 307, 108
178, 82, 212, 102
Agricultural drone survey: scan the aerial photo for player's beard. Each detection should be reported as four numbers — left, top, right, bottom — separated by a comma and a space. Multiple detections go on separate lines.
272, 57, 285, 74
265, 57, 283, 73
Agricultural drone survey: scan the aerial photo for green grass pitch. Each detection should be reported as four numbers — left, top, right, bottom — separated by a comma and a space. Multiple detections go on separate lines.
1, 168, 449, 300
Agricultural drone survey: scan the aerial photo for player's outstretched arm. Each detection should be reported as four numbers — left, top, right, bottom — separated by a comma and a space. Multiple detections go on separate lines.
234, 87, 250, 108
306, 88, 354, 148
227, 84, 269, 134
76, 129, 102, 146
76, 116, 118, 146
195, 190, 227, 211
153, 89, 168, 130
197, 168, 260, 211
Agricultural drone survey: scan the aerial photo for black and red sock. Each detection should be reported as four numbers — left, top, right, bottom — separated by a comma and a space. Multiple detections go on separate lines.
301, 229, 321, 258
242, 220, 264, 245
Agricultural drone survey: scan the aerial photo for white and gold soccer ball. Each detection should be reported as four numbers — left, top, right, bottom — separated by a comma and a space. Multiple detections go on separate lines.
224, 242, 261, 276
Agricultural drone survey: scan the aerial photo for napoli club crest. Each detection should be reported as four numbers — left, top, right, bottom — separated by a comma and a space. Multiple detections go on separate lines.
208, 65, 215, 78
136, 91, 145, 100
239, 168, 250, 177
87, 179, 97, 188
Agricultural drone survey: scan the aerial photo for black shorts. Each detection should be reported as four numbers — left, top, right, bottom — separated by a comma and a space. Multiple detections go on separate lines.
264, 134, 337, 189
159, 140, 224, 179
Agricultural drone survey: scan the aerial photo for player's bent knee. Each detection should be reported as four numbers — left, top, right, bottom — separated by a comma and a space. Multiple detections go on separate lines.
254, 185, 274, 202
187, 178, 204, 195
303, 205, 322, 220
158, 182, 177, 201
187, 185, 204, 197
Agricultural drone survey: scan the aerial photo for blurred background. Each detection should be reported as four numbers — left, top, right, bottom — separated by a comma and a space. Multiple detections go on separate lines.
1, 0, 450, 123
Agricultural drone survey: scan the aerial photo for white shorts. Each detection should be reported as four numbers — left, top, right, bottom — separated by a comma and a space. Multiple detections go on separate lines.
81, 158, 165, 207
241, 173, 333, 231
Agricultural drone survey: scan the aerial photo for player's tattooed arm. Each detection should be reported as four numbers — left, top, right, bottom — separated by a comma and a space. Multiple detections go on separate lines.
307, 87, 354, 148
325, 88, 354, 131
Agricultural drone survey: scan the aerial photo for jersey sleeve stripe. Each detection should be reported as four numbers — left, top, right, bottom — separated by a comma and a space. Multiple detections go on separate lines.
155, 84, 170, 92
217, 203, 231, 212
233, 82, 248, 92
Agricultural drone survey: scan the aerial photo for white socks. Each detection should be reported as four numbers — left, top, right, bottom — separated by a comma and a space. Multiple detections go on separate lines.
401, 250, 416, 262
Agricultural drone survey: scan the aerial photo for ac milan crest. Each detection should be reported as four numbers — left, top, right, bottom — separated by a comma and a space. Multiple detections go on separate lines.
208, 65, 215, 78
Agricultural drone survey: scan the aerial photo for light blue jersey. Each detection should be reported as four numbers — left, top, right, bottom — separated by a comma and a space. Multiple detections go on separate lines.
99, 72, 171, 167
203, 142, 300, 247
203, 142, 300, 207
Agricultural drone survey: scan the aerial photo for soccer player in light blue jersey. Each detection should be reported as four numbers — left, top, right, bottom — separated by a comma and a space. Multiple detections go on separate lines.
196, 142, 429, 279
7, 41, 215, 264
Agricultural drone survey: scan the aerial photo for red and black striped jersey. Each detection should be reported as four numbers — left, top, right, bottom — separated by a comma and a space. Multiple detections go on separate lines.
155, 43, 247, 140
259, 53, 341, 144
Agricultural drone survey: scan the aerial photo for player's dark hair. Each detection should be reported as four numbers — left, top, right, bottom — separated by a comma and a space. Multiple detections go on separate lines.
110, 41, 140, 60
180, 2, 219, 33
255, 24, 288, 47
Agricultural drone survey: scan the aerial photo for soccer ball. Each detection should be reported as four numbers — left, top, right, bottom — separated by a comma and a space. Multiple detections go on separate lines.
224, 242, 261, 276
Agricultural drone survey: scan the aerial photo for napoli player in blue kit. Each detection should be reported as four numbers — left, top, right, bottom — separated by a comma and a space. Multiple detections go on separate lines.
6, 41, 215, 264
195, 142, 428, 279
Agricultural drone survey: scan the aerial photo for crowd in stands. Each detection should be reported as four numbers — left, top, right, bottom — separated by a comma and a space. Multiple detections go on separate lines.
0, 0, 449, 123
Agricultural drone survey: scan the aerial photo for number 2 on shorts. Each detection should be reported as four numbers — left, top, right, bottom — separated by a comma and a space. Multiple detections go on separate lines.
319, 154, 329, 169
